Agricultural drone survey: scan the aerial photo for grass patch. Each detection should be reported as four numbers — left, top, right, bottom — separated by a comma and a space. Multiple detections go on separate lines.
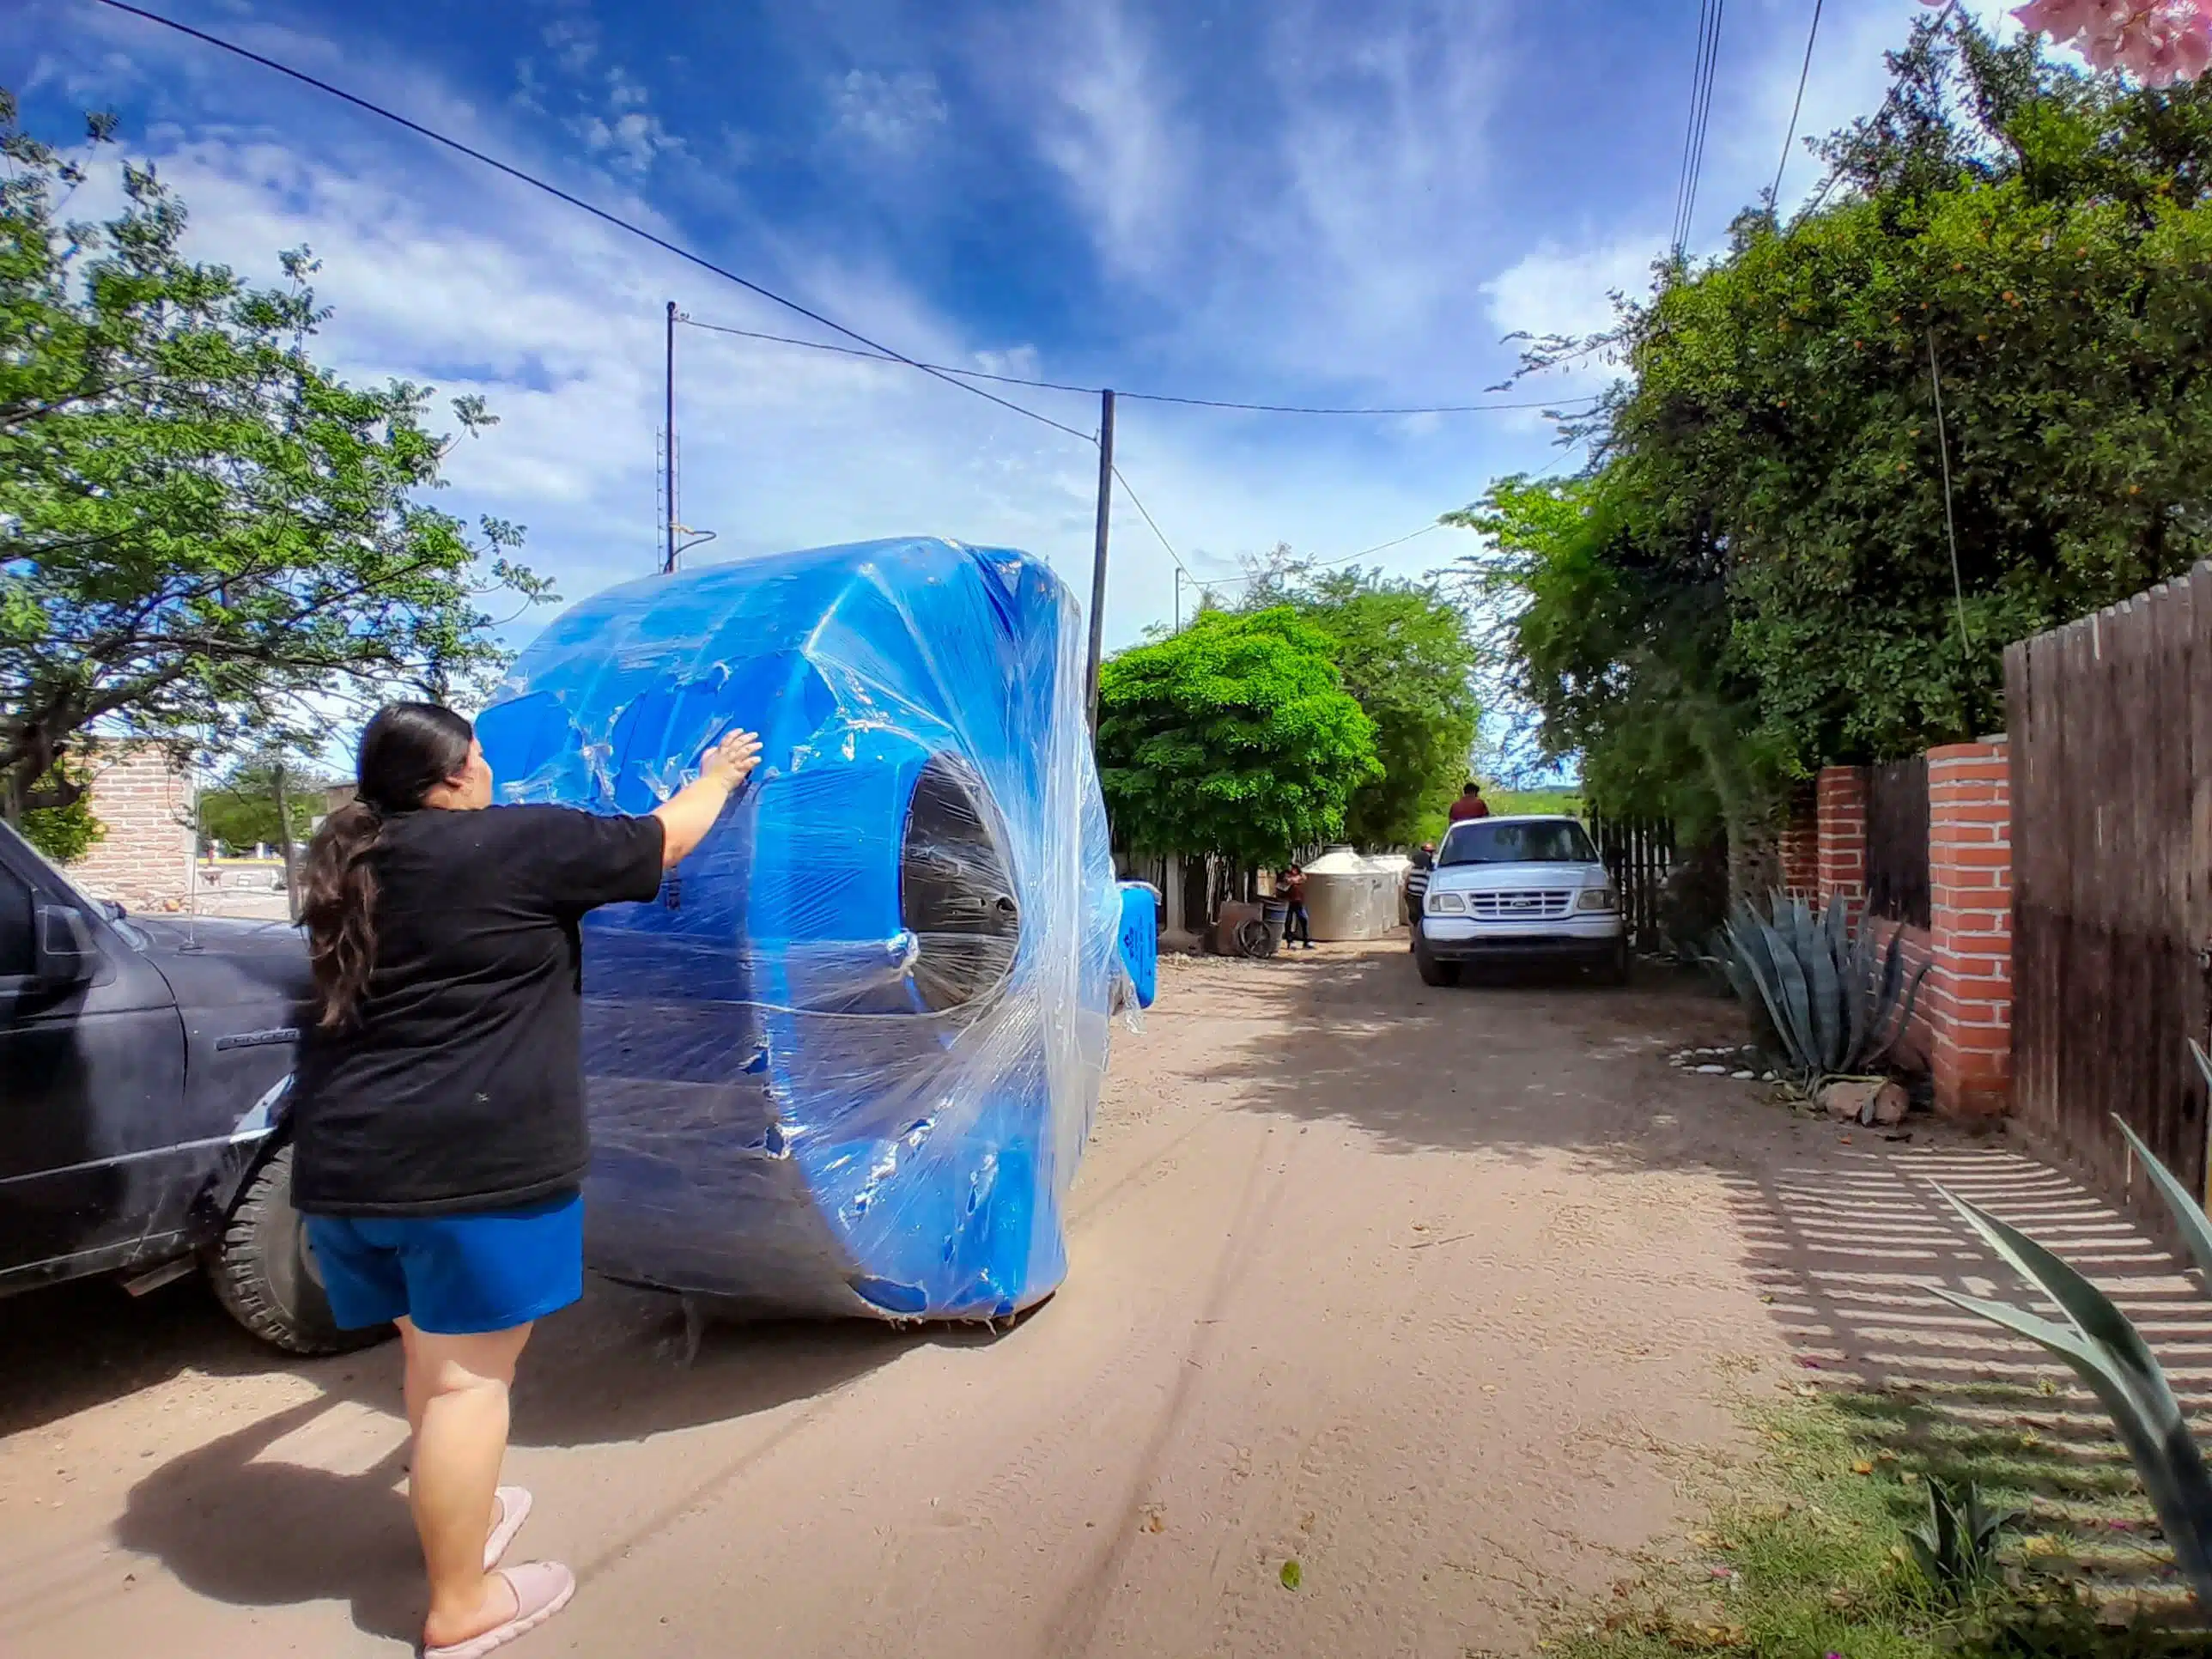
1547, 1388, 2203, 1659
1485, 787, 1584, 819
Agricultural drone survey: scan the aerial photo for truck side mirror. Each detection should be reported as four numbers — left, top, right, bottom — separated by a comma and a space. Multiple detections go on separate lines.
33, 902, 98, 986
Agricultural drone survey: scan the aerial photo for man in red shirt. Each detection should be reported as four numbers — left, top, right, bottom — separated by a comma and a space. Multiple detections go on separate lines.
1446, 781, 1491, 823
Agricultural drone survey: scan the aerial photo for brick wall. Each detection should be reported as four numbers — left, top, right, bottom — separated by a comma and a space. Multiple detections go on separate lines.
64, 744, 198, 913
1925, 739, 2013, 1118
1779, 784, 1820, 900
1815, 765, 1869, 919
1809, 747, 2014, 1119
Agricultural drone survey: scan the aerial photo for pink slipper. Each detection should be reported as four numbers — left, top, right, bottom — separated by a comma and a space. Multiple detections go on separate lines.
424, 1562, 575, 1659
483, 1486, 532, 1571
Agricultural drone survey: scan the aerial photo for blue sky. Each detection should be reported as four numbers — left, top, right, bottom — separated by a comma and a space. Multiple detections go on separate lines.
7, 0, 2017, 659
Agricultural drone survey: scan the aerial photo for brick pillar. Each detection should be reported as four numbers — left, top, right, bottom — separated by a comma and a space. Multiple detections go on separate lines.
1815, 766, 1869, 919
1928, 738, 2012, 1119
64, 743, 197, 913
1778, 783, 1820, 899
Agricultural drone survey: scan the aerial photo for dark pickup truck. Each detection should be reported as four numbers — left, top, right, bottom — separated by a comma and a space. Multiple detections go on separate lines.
0, 818, 369, 1352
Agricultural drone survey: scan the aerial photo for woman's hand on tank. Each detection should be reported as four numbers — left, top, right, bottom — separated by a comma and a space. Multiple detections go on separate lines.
700, 728, 763, 791
653, 727, 763, 866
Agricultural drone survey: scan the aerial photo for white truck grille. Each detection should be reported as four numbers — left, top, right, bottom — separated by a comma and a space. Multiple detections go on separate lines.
1468, 889, 1574, 921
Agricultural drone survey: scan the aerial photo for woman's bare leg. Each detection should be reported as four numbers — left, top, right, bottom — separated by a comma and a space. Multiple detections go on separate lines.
405, 1322, 534, 1649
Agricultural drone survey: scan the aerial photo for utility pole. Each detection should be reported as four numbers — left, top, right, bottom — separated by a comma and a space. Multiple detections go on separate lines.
1085, 388, 1115, 736
1173, 568, 1183, 635
270, 755, 297, 921
663, 300, 678, 575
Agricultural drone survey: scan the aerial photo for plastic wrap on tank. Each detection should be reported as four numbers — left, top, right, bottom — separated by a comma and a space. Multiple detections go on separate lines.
473, 537, 1127, 1322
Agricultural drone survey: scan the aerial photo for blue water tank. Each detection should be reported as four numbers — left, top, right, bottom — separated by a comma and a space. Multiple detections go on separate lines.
475, 538, 1127, 1322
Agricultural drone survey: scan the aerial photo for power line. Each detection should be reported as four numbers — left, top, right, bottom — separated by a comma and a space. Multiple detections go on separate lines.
1107, 463, 1193, 583
88, 0, 1097, 448
1773, 0, 1825, 214
678, 316, 1596, 418
1673, 0, 1727, 256
1673, 1, 1713, 254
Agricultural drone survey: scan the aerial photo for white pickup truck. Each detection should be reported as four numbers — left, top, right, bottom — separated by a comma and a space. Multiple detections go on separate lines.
1410, 816, 1627, 987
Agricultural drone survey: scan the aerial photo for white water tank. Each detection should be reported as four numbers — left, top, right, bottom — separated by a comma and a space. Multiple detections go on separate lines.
1304, 846, 1405, 941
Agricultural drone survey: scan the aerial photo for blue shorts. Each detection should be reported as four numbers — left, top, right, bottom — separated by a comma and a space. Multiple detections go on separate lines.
304, 1192, 585, 1335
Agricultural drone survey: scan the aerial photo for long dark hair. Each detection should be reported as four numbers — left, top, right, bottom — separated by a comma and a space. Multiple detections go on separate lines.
301, 702, 474, 1029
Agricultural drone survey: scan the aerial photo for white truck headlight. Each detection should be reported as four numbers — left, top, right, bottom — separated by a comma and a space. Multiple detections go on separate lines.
1427, 890, 1466, 914
1575, 885, 1620, 913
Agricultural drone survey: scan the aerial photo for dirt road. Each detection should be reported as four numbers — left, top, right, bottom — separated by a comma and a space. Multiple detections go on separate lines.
0, 943, 1814, 1658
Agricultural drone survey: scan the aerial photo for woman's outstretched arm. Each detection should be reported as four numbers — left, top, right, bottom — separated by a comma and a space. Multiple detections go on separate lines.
652, 729, 763, 867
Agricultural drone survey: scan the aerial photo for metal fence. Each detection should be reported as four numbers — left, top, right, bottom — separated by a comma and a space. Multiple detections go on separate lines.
1866, 757, 1932, 929
1585, 817, 1677, 952
2007, 562, 2212, 1202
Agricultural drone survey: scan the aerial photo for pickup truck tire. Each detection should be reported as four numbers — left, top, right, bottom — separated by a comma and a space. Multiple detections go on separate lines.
210, 1144, 390, 1355
1601, 938, 1632, 987
1413, 936, 1459, 988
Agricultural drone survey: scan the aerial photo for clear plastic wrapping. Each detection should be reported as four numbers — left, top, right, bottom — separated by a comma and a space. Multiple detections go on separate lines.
474, 538, 1127, 1321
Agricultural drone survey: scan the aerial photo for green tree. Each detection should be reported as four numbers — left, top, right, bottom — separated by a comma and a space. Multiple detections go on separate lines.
1231, 561, 1480, 847
0, 95, 551, 821
1464, 12, 2212, 888
198, 750, 335, 854
1446, 476, 1785, 891
1097, 608, 1381, 869
17, 757, 103, 864
1589, 16, 2212, 770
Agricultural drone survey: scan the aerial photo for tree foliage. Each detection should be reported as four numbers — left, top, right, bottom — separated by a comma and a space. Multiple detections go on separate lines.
1459, 14, 2212, 880
198, 750, 336, 853
1096, 608, 1381, 868
1230, 559, 1480, 846
17, 758, 103, 864
0, 94, 551, 820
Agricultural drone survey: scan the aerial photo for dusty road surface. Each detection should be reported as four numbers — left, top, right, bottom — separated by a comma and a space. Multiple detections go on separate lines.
0, 942, 1816, 1658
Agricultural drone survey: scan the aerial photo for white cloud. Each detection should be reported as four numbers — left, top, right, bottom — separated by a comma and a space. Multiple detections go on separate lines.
574, 106, 682, 173
543, 15, 599, 76
829, 70, 947, 154
1484, 235, 1660, 355
1028, 0, 1189, 281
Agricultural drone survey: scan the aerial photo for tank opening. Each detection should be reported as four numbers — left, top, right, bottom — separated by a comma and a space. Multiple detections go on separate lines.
899, 755, 1020, 1013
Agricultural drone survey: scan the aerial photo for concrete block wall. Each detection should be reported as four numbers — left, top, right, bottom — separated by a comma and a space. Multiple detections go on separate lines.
64, 744, 198, 912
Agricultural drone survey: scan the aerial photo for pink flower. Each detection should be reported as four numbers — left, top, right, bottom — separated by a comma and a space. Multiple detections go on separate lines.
1984, 0, 2212, 85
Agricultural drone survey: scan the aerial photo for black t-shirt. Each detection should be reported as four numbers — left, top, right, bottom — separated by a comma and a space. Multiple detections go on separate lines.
291, 804, 666, 1217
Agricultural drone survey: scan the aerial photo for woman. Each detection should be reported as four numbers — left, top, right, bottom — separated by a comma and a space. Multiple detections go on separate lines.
291, 702, 760, 1658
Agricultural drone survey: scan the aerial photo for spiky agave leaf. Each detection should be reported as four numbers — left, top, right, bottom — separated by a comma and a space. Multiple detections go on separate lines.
1761, 911, 1822, 1075
2111, 1111, 2212, 1293
1726, 902, 1813, 1075
1803, 902, 1844, 1073
1928, 1184, 2212, 1600
1841, 923, 1878, 1070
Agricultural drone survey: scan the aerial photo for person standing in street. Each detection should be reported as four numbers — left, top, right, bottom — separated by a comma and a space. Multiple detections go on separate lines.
1447, 781, 1492, 823
1282, 862, 1314, 950
291, 702, 762, 1658
1405, 841, 1435, 926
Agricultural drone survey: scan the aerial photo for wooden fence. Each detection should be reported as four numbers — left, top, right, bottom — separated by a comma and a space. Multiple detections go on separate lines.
2007, 562, 2212, 1202
1586, 817, 1676, 952
1866, 757, 1932, 929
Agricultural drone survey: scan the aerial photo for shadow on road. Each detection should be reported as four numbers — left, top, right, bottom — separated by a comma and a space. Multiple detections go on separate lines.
1718, 1141, 2212, 1607
1188, 940, 1755, 1169
93, 1285, 959, 1643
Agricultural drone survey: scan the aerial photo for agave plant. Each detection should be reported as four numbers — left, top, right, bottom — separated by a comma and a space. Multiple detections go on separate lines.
1713, 892, 1927, 1083
1929, 1054, 2212, 1601
1907, 1475, 2021, 1601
